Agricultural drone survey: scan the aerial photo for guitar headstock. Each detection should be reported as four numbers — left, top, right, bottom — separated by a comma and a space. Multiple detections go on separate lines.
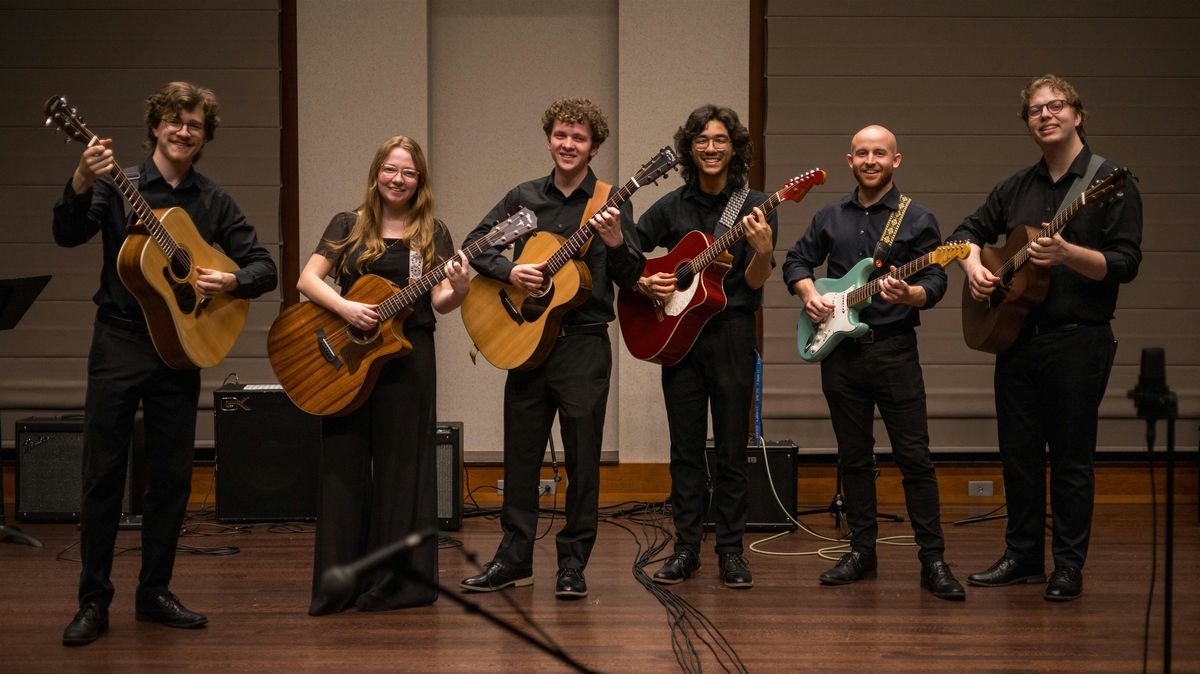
632, 147, 680, 187
932, 240, 971, 267
777, 168, 828, 203
489, 207, 538, 249
1086, 167, 1129, 204
43, 95, 97, 146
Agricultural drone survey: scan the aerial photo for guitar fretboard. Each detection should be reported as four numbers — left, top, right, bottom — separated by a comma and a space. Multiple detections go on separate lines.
542, 176, 643, 276
374, 223, 508, 321
107, 166, 182, 263
846, 250, 938, 307
686, 187, 788, 274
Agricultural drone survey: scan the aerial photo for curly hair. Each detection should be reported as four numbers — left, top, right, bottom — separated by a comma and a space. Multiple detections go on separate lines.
142, 81, 220, 161
1020, 74, 1086, 140
674, 104, 752, 189
541, 96, 609, 146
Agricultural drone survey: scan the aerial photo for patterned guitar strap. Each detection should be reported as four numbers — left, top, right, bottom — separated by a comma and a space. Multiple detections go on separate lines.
718, 185, 751, 234
871, 195, 911, 269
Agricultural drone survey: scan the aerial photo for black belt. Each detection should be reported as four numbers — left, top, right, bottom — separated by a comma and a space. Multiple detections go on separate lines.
1024, 322, 1104, 336
558, 322, 608, 337
853, 325, 913, 344
97, 310, 149, 335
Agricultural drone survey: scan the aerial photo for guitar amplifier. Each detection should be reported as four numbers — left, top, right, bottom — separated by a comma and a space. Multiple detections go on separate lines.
15, 415, 142, 523
436, 422, 463, 531
703, 440, 797, 531
214, 385, 321, 522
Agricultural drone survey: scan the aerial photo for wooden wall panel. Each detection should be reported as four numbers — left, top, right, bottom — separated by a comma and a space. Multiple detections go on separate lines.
762, 2, 1200, 455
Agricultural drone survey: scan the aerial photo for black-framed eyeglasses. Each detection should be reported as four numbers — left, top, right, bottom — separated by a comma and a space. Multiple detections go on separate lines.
1026, 99, 1067, 118
163, 117, 204, 134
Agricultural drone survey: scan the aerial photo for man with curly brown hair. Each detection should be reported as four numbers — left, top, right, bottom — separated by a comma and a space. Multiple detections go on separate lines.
459, 97, 641, 599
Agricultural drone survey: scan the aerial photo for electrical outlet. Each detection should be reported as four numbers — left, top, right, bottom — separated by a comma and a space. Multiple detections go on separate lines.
496, 479, 557, 496
968, 480, 994, 497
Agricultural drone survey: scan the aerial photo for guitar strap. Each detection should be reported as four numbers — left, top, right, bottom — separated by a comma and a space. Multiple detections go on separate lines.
718, 185, 751, 234
576, 180, 613, 257
1054, 154, 1106, 219
120, 165, 140, 228
871, 194, 910, 268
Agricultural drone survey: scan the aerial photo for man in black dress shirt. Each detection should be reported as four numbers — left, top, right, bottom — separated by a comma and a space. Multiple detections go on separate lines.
783, 125, 964, 600
459, 97, 641, 599
53, 82, 278, 645
634, 104, 775, 588
952, 75, 1142, 601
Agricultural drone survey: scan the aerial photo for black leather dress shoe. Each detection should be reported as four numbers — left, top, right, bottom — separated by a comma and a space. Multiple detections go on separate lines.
1045, 566, 1083, 602
819, 550, 877, 585
459, 560, 533, 592
62, 602, 108, 646
555, 568, 588, 599
921, 561, 966, 601
135, 591, 207, 629
719, 553, 753, 588
966, 557, 1045, 587
652, 549, 700, 585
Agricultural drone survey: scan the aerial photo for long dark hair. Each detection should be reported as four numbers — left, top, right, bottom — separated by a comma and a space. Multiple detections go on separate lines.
674, 104, 752, 188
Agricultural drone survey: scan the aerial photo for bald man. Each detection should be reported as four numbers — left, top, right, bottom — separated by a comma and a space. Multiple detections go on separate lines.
782, 126, 964, 599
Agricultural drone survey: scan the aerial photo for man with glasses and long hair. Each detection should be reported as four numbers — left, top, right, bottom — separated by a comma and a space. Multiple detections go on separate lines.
632, 104, 776, 589
951, 74, 1142, 601
53, 81, 277, 645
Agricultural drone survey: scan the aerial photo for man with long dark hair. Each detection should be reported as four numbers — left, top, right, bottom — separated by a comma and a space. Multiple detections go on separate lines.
634, 104, 776, 588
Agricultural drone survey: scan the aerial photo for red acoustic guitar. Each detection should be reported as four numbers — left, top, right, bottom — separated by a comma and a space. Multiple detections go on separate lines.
618, 169, 827, 365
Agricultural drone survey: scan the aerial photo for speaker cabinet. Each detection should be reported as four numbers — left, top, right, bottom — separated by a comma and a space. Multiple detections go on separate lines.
435, 422, 463, 531
15, 416, 140, 523
214, 385, 321, 523
703, 440, 797, 531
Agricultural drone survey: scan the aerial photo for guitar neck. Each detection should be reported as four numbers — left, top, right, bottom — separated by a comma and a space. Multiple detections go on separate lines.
847, 250, 939, 307
107, 163, 179, 258
1005, 190, 1085, 275
375, 226, 501, 321
689, 186, 786, 273
543, 175, 641, 275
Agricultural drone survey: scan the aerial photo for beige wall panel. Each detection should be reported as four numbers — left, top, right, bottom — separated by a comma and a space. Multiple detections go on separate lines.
614, 0, 750, 462
766, 17, 1200, 78
428, 0, 619, 459
0, 9, 280, 70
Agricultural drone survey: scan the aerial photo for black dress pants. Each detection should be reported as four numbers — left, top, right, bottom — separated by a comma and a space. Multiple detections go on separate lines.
79, 317, 199, 608
662, 315, 755, 556
495, 331, 611, 571
995, 323, 1116, 571
820, 330, 945, 563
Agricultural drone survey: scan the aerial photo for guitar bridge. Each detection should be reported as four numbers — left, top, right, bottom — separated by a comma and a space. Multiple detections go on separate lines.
498, 288, 526, 325
316, 328, 342, 370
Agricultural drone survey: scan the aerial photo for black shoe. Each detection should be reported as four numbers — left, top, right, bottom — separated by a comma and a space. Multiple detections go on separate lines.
719, 553, 753, 588
652, 549, 700, 585
921, 561, 966, 601
1045, 567, 1083, 602
555, 568, 588, 599
819, 550, 877, 585
135, 591, 207, 629
62, 602, 108, 646
459, 560, 533, 592
966, 557, 1045, 587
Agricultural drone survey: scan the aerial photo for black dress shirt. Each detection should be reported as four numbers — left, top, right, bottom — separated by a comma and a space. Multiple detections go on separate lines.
52, 157, 278, 323
950, 146, 1142, 326
783, 184, 946, 330
463, 167, 642, 326
636, 182, 779, 317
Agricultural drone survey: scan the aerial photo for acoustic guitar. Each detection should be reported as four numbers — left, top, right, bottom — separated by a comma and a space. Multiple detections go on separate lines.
268, 208, 537, 416
617, 169, 827, 365
460, 147, 680, 370
43, 95, 247, 370
961, 168, 1128, 353
795, 242, 970, 362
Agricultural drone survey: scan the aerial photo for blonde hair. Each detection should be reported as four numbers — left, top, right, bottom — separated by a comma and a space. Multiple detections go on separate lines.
1020, 74, 1087, 139
327, 136, 438, 280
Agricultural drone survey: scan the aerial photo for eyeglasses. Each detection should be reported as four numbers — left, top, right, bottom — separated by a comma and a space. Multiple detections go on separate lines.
380, 166, 420, 181
1026, 99, 1068, 118
163, 117, 204, 134
693, 135, 730, 149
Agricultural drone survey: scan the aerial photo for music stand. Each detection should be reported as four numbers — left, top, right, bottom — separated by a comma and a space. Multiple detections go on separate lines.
0, 275, 51, 548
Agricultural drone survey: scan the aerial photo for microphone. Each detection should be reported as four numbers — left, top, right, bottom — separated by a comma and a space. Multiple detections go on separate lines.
1128, 347, 1168, 420
318, 529, 436, 607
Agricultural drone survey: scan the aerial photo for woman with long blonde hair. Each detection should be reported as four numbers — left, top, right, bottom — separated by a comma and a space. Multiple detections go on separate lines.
298, 135, 468, 614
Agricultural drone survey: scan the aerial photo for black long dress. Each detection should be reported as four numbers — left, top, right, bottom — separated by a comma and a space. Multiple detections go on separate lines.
308, 212, 452, 614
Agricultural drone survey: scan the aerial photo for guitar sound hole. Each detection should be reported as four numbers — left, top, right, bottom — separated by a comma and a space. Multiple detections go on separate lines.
169, 249, 193, 283
674, 266, 694, 291
161, 266, 196, 314
347, 325, 379, 345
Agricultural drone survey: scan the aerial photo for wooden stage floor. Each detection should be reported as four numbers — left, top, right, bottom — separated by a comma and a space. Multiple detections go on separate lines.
0, 502, 1196, 672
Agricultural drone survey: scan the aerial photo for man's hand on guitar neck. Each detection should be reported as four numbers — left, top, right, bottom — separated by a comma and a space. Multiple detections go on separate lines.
1029, 226, 1108, 280
196, 267, 238, 300
72, 138, 114, 194
879, 269, 927, 308
589, 206, 624, 247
